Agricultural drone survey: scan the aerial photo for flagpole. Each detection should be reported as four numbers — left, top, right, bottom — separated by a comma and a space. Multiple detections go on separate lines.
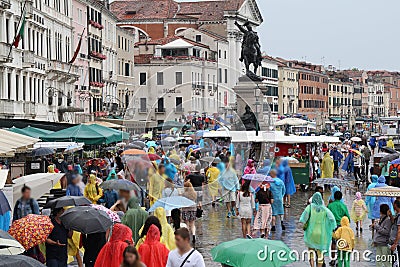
6, 0, 27, 62
68, 27, 85, 74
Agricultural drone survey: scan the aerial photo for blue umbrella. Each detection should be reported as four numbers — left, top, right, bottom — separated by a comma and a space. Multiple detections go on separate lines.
187, 144, 200, 152
242, 174, 275, 182
148, 196, 196, 212
0, 191, 11, 215
31, 147, 54, 157
146, 141, 157, 148
391, 158, 400, 165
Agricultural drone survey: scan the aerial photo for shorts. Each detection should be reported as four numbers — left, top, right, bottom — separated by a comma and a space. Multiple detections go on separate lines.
196, 190, 203, 202
223, 191, 236, 203
308, 249, 324, 264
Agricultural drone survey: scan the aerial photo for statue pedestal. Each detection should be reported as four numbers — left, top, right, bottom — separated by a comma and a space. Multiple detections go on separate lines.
233, 75, 271, 131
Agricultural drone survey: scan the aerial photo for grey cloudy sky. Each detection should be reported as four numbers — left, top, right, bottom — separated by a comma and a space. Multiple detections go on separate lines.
257, 0, 400, 71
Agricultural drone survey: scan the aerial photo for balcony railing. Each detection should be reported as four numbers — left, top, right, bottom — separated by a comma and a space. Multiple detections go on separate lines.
174, 107, 184, 113
0, 42, 12, 63
22, 51, 34, 68
23, 102, 36, 115
48, 60, 80, 76
138, 108, 148, 114
155, 108, 165, 114
0, 100, 14, 114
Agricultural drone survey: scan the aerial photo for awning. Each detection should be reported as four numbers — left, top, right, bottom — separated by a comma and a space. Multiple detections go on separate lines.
58, 107, 85, 113
160, 38, 194, 49
8, 126, 54, 138
0, 129, 39, 155
0, 169, 9, 189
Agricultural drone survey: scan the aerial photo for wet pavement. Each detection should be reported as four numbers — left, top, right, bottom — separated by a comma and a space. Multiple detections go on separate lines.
196, 189, 376, 267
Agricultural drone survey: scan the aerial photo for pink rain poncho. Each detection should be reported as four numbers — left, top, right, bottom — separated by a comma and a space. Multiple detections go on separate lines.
300, 192, 337, 252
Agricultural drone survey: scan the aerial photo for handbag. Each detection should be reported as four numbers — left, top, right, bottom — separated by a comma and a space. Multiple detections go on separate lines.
196, 207, 203, 218
303, 207, 312, 231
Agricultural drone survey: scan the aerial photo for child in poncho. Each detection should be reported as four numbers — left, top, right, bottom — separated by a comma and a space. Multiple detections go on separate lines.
350, 192, 368, 232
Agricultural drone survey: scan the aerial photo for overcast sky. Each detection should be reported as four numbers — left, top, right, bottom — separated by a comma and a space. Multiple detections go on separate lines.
258, 0, 400, 71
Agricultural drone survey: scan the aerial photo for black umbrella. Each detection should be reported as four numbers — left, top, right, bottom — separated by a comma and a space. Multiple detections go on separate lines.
380, 153, 400, 163
132, 141, 146, 149
31, 147, 54, 157
45, 196, 91, 209
60, 206, 112, 234
100, 179, 140, 192
0, 190, 11, 215
381, 147, 398, 154
0, 255, 45, 266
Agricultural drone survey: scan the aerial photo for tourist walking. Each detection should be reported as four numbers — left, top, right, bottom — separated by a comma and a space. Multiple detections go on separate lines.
84, 174, 103, 204
182, 181, 198, 244
350, 192, 368, 232
300, 192, 337, 267
277, 159, 296, 207
219, 159, 240, 218
166, 228, 205, 267
122, 197, 149, 244
333, 216, 355, 267
235, 180, 255, 238
372, 204, 392, 267
321, 152, 334, 179
206, 159, 221, 205
269, 169, 286, 231
170, 209, 187, 231
365, 175, 379, 226
138, 225, 169, 267
253, 181, 273, 238
154, 207, 176, 250
13, 185, 40, 221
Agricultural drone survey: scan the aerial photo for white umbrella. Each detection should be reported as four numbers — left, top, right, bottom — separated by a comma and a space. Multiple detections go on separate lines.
12, 173, 64, 206
0, 230, 25, 255
378, 136, 388, 140
275, 118, 308, 126
333, 132, 343, 137
350, 137, 362, 142
64, 143, 83, 154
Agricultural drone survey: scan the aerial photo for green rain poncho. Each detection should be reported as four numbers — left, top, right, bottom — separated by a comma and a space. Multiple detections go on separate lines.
300, 192, 337, 252
122, 197, 149, 243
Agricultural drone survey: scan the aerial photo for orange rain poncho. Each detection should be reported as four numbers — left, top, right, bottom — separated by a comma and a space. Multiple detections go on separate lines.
138, 224, 169, 267
94, 223, 133, 267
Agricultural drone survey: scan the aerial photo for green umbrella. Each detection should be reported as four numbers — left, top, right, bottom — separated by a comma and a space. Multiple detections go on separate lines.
211, 238, 295, 267
157, 121, 184, 130
8, 126, 53, 138
89, 124, 129, 140
42, 124, 117, 145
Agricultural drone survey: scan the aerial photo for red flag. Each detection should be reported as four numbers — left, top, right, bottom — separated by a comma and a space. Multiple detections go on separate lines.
69, 33, 83, 64
13, 16, 26, 47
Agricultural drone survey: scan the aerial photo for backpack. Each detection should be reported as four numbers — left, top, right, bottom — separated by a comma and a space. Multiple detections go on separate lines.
390, 168, 399, 180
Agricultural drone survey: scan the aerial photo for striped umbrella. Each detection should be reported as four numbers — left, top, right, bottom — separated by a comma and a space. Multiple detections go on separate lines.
312, 178, 353, 188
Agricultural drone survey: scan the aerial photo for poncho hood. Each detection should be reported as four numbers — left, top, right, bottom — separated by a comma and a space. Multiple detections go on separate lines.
145, 224, 161, 244
341, 216, 350, 227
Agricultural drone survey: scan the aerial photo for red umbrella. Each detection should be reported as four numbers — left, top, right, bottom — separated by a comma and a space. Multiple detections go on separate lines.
146, 154, 161, 161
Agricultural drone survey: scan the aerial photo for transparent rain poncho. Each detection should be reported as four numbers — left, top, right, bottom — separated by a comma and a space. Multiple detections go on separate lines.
300, 192, 337, 252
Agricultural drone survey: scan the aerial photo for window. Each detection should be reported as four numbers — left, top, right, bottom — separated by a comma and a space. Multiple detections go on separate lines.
224, 51, 227, 59
124, 63, 130, 76
139, 73, 147, 85
218, 68, 222, 83
224, 69, 228, 83
139, 98, 146, 112
157, 98, 165, 111
195, 35, 201, 43
218, 50, 221, 58
157, 72, 164, 85
175, 72, 182, 85
176, 97, 183, 111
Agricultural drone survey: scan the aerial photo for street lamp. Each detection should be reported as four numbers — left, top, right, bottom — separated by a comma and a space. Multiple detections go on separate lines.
254, 88, 261, 136
45, 87, 72, 106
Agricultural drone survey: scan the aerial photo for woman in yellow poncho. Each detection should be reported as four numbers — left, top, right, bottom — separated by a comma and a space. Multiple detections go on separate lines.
206, 161, 220, 203
387, 138, 395, 149
84, 174, 103, 204
154, 207, 176, 250
148, 146, 155, 154
148, 164, 167, 206
321, 152, 334, 178
48, 165, 62, 189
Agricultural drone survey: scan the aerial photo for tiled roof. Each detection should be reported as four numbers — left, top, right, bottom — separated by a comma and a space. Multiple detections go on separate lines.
134, 54, 153, 64
110, 0, 245, 21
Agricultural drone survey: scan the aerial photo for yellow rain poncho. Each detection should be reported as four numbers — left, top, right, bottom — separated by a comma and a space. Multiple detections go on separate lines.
84, 174, 103, 204
48, 165, 62, 189
154, 207, 176, 250
148, 147, 155, 154
333, 216, 355, 252
387, 138, 395, 149
148, 170, 167, 206
300, 192, 337, 252
206, 166, 220, 197
321, 152, 334, 178
350, 198, 368, 222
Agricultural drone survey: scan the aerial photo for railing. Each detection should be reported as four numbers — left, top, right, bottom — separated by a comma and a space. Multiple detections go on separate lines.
0, 100, 14, 114
0, 42, 11, 63
48, 60, 80, 76
174, 107, 184, 113
22, 51, 34, 67
155, 108, 165, 114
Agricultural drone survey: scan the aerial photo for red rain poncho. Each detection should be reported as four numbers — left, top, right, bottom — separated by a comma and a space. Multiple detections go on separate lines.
94, 223, 133, 267
138, 224, 169, 267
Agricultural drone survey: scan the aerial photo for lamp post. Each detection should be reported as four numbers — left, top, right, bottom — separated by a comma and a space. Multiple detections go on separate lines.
254, 88, 261, 136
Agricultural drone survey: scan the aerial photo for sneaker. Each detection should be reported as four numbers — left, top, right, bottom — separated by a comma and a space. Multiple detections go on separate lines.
281, 223, 286, 231
246, 234, 252, 239
260, 233, 265, 239
360, 228, 363, 233
271, 226, 276, 232
227, 212, 231, 218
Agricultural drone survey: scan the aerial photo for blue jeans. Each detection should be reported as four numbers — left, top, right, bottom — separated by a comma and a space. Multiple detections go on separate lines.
46, 259, 67, 267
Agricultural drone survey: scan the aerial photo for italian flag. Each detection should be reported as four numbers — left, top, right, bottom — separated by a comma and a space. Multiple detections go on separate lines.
13, 16, 26, 47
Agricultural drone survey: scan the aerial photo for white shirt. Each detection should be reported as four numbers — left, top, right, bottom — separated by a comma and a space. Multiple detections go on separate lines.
166, 249, 205, 267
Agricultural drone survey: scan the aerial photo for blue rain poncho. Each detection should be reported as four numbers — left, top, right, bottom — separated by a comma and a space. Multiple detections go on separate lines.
371, 176, 394, 219
365, 175, 378, 220
270, 177, 285, 216
257, 159, 271, 175
164, 158, 178, 181
218, 167, 240, 192
329, 186, 344, 203
300, 192, 337, 252
278, 159, 296, 195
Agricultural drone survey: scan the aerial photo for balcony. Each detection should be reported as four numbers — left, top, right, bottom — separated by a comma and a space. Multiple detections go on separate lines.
23, 102, 36, 115
47, 60, 80, 82
0, 42, 12, 63
155, 108, 165, 114
138, 108, 148, 114
0, 0, 11, 9
0, 100, 14, 115
89, 51, 106, 60
22, 51, 34, 68
174, 107, 184, 114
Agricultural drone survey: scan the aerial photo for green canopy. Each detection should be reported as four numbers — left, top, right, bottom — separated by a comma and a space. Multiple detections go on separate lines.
41, 124, 118, 145
89, 124, 130, 140
157, 121, 184, 130
8, 126, 54, 138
